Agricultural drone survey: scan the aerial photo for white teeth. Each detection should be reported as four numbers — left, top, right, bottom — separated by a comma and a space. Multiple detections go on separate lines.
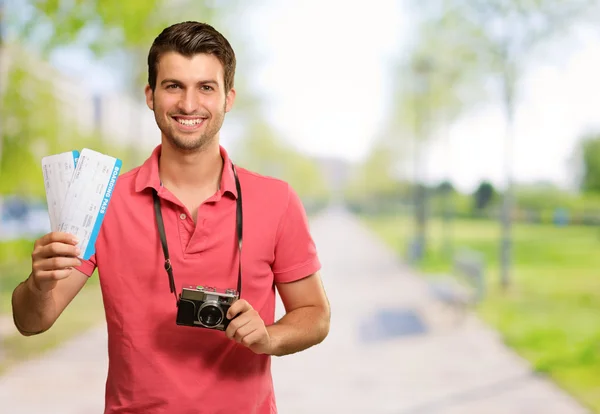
177, 118, 203, 126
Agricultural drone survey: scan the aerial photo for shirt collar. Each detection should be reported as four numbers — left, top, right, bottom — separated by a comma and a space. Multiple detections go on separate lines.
134, 144, 238, 199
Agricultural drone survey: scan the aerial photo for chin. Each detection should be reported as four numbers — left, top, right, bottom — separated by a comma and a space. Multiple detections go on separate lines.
169, 134, 212, 152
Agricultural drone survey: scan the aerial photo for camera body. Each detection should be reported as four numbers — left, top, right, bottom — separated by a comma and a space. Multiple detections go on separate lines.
176, 285, 238, 331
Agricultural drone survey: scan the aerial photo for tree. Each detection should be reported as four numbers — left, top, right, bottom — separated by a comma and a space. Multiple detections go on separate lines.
389, 6, 488, 261
436, 181, 455, 195
473, 181, 496, 212
407, 0, 600, 288
577, 134, 600, 194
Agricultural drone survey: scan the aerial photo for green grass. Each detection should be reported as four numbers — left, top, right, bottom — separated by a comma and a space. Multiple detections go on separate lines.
362, 214, 600, 413
0, 240, 104, 375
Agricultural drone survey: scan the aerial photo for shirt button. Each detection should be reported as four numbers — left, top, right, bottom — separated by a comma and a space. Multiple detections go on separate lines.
180, 213, 187, 220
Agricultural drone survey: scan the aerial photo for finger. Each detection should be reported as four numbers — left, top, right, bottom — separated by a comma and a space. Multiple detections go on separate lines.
35, 256, 82, 272
240, 330, 264, 348
36, 268, 73, 282
234, 324, 258, 343
227, 299, 251, 320
225, 313, 252, 339
37, 232, 79, 248
37, 242, 81, 259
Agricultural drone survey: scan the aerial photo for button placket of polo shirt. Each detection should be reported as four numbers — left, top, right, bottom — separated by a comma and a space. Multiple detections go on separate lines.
178, 208, 194, 251
183, 205, 213, 257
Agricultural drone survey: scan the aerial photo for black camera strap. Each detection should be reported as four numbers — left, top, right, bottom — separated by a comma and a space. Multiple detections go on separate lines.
152, 164, 243, 305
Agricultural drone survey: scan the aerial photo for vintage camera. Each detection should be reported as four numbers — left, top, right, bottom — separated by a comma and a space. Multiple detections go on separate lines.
176, 285, 239, 331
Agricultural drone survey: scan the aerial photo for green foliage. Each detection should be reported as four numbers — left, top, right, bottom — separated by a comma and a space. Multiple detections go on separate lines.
578, 134, 600, 193
0, 54, 62, 196
19, 0, 190, 54
473, 180, 496, 211
436, 181, 455, 195
513, 185, 600, 217
350, 178, 600, 226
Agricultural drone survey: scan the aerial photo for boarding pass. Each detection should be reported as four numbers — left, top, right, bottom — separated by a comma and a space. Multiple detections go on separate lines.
43, 148, 122, 260
42, 150, 80, 232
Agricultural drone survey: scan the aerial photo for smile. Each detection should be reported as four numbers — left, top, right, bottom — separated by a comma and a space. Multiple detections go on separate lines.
172, 116, 206, 129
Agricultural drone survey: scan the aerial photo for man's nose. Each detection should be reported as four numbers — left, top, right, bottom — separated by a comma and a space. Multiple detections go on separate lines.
178, 90, 200, 114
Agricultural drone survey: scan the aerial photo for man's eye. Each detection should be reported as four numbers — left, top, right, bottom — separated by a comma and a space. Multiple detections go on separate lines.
202, 85, 214, 91
167, 84, 180, 89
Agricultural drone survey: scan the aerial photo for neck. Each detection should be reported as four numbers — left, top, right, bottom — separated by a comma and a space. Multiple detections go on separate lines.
158, 138, 223, 192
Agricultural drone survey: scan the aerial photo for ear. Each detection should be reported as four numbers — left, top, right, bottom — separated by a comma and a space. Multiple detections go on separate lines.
145, 85, 154, 110
225, 87, 236, 113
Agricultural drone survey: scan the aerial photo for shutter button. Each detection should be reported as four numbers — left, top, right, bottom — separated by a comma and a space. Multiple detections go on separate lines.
180, 213, 187, 220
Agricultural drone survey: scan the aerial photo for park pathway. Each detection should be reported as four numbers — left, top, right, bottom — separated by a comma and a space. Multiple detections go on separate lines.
0, 206, 591, 413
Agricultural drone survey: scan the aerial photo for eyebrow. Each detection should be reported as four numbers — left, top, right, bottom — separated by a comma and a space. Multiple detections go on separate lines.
160, 79, 219, 87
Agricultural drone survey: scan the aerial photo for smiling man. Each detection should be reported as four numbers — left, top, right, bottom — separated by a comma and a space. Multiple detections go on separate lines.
11, 21, 330, 414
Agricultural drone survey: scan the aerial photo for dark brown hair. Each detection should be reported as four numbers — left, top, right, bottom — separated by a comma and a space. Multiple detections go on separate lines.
147, 21, 236, 92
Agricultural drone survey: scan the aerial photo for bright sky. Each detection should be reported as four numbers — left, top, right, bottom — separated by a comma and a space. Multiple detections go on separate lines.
45, 1, 600, 193
239, 0, 407, 161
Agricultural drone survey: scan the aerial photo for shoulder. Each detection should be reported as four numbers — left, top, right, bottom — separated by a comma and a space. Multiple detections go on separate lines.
236, 166, 293, 205
234, 166, 308, 225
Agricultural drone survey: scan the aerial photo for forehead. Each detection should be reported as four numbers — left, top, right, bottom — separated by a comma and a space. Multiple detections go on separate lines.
156, 52, 225, 85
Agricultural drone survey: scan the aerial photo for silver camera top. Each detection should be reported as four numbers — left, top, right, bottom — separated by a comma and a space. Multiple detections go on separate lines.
180, 285, 239, 302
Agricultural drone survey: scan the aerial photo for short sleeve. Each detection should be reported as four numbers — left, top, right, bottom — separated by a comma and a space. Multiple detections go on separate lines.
272, 185, 321, 283
76, 254, 97, 277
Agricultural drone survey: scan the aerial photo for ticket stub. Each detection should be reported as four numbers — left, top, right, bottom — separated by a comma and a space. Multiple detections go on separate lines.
41, 151, 80, 231
56, 148, 122, 260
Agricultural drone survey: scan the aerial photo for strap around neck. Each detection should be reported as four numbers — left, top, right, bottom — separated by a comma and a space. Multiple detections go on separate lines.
152, 164, 243, 305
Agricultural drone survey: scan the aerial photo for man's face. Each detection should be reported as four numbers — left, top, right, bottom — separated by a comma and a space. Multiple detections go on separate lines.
145, 52, 236, 152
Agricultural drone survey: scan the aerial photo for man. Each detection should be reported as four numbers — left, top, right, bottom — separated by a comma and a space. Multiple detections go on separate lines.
11, 21, 330, 414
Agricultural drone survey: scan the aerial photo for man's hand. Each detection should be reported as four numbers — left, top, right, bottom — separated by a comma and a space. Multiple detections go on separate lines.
31, 232, 81, 293
225, 299, 273, 355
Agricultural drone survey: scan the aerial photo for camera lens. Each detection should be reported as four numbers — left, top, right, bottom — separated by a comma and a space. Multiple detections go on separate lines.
198, 303, 223, 327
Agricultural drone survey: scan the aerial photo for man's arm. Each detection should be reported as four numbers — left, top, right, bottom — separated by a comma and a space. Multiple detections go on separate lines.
267, 271, 330, 357
12, 269, 89, 335
225, 271, 330, 356
11, 232, 90, 336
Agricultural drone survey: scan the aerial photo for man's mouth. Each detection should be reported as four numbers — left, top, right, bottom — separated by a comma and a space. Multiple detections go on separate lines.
172, 116, 207, 129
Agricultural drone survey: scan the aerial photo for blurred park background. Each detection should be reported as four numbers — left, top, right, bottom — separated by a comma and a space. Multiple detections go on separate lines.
1, 0, 600, 412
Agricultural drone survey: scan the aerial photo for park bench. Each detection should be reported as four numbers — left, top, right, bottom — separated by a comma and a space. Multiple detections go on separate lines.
428, 248, 486, 315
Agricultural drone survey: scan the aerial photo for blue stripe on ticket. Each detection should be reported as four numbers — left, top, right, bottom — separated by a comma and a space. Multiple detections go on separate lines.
83, 158, 122, 260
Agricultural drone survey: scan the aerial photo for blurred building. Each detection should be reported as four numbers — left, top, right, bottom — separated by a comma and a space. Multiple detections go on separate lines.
90, 92, 160, 150
1, 43, 160, 151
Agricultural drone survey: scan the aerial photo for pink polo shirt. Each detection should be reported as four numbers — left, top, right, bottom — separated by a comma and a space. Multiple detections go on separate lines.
76, 144, 321, 414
